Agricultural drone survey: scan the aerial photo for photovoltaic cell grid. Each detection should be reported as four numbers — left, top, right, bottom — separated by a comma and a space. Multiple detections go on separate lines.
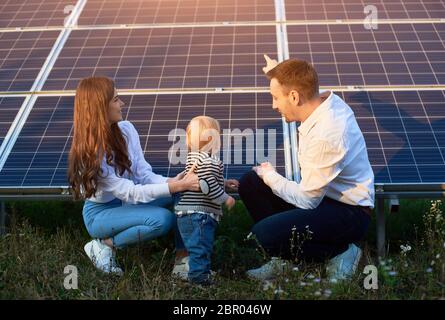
287, 23, 445, 87
0, 0, 76, 28
285, 0, 445, 21
1, 1, 445, 191
43, 26, 277, 91
78, 0, 276, 25
0, 93, 285, 187
340, 90, 445, 184
0, 30, 59, 92
0, 97, 25, 146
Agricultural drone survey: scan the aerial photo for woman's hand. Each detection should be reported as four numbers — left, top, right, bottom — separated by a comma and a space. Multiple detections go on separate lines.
167, 162, 200, 193
166, 170, 186, 183
224, 179, 239, 192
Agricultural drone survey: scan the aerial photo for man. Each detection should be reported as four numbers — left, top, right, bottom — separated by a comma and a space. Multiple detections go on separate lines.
238, 56, 374, 281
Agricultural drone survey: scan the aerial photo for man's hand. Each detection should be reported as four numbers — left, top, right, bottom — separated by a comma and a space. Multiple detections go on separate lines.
224, 179, 239, 193
262, 54, 279, 74
225, 195, 236, 210
252, 162, 276, 179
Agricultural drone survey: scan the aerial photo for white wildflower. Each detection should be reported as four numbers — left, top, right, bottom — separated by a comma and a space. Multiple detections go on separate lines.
274, 288, 284, 295
426, 268, 433, 273
329, 278, 338, 284
263, 280, 274, 291
324, 289, 332, 297
314, 290, 322, 296
388, 271, 397, 276
400, 244, 411, 253
313, 278, 321, 283
292, 266, 299, 272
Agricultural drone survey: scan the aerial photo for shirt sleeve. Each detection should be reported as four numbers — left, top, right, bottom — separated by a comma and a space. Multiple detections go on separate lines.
124, 121, 168, 185
196, 158, 229, 205
263, 139, 346, 209
98, 162, 171, 204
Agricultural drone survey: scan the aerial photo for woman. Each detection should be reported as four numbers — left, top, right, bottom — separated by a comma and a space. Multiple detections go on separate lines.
68, 76, 199, 275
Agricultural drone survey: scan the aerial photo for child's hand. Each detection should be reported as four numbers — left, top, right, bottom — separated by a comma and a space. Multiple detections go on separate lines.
224, 179, 239, 192
225, 196, 236, 210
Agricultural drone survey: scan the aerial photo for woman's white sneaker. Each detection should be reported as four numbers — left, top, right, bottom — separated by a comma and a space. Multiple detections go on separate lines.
84, 239, 123, 276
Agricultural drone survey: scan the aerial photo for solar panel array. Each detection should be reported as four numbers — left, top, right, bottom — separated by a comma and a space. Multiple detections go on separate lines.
78, 0, 276, 25
287, 23, 445, 86
43, 26, 277, 90
285, 0, 445, 20
0, 0, 76, 28
0, 0, 444, 194
0, 92, 284, 186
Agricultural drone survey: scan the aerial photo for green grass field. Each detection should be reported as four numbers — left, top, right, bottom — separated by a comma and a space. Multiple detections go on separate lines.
0, 198, 444, 299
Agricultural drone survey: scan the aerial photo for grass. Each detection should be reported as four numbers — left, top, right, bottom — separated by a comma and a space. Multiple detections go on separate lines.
0, 198, 444, 299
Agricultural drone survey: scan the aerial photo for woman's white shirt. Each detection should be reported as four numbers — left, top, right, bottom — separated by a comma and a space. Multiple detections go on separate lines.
87, 121, 170, 204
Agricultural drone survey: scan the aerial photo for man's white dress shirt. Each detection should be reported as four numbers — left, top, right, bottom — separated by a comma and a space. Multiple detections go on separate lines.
263, 91, 375, 209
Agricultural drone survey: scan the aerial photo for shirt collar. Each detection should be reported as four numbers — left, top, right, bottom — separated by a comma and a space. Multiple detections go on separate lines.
298, 91, 334, 137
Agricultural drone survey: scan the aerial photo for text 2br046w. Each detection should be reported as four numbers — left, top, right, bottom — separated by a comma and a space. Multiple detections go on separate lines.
217, 304, 272, 315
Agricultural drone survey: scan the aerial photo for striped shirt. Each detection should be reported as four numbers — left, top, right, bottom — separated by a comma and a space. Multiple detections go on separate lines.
175, 151, 229, 221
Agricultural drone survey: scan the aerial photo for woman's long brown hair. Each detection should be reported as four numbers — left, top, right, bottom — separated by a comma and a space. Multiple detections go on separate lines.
68, 77, 132, 200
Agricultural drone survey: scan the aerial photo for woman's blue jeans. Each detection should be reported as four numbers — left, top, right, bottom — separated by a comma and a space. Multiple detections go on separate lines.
83, 196, 185, 250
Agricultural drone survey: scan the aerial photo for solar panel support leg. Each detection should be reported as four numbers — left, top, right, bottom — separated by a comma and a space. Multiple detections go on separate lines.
376, 198, 386, 257
0, 202, 6, 236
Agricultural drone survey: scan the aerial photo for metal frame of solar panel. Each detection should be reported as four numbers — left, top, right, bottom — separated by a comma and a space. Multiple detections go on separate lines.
0, 0, 444, 256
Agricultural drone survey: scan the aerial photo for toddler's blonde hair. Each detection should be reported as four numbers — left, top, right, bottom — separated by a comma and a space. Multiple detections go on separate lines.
186, 116, 221, 155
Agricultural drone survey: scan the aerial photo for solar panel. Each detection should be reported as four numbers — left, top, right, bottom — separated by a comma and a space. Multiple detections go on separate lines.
285, 0, 445, 21
42, 26, 277, 91
340, 90, 445, 184
0, 0, 444, 195
0, 96, 25, 146
0, 92, 286, 187
0, 0, 76, 28
0, 30, 59, 92
287, 23, 445, 87
78, 0, 276, 25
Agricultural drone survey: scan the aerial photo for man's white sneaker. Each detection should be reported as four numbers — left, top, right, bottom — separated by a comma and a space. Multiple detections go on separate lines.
84, 239, 123, 276
326, 243, 362, 281
246, 257, 289, 281
172, 256, 189, 280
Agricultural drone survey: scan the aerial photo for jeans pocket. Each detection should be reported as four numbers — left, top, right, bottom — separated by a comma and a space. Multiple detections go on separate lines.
196, 214, 216, 243
178, 215, 194, 238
